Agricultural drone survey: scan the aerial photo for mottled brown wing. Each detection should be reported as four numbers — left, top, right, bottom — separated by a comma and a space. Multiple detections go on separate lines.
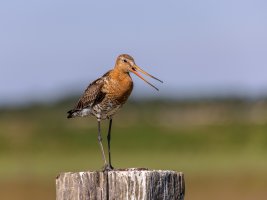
67, 78, 105, 118
76, 78, 105, 109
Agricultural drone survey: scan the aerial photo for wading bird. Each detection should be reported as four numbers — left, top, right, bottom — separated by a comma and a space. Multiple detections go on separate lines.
67, 54, 162, 170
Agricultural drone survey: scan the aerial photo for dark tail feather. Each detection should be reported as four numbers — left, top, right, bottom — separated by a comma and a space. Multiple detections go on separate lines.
67, 109, 76, 118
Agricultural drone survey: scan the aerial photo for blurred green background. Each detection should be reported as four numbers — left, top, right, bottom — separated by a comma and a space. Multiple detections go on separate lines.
0, 98, 267, 200
1, 0, 267, 199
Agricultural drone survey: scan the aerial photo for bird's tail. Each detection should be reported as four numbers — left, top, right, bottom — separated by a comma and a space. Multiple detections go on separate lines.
67, 109, 77, 118
67, 108, 91, 118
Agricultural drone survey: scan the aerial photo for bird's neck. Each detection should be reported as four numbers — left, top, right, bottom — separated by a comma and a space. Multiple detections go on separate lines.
111, 67, 131, 82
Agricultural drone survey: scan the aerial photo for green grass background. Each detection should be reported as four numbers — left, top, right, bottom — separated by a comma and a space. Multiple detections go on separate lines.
0, 99, 267, 200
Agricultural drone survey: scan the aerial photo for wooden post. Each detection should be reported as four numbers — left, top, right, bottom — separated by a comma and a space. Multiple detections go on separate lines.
56, 168, 185, 200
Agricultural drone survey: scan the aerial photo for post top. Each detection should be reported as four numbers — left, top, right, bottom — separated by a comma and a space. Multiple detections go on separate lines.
57, 168, 184, 176
56, 168, 185, 200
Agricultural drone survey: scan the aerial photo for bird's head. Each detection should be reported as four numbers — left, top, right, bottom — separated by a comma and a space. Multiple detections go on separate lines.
115, 54, 163, 91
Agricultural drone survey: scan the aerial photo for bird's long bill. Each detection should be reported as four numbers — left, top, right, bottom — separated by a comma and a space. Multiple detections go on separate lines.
131, 65, 163, 91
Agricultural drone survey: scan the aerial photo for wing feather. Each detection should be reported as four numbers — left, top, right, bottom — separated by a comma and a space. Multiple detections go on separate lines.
67, 71, 111, 118
75, 78, 105, 109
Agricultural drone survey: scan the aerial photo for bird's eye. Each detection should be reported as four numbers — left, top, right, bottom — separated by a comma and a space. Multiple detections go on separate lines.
123, 59, 127, 63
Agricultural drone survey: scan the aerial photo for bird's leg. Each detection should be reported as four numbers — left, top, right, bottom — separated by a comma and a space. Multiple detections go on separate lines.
97, 120, 107, 169
107, 118, 114, 170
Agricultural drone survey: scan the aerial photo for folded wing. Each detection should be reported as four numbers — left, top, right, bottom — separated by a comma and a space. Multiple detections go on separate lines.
67, 77, 106, 118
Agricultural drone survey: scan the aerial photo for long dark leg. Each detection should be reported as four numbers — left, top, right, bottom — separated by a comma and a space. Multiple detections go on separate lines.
97, 119, 107, 168
107, 118, 114, 169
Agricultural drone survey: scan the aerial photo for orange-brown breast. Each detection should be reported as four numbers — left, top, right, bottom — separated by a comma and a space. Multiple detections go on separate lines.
103, 69, 133, 105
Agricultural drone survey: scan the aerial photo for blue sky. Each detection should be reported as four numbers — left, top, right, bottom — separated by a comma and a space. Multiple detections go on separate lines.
1, 0, 267, 104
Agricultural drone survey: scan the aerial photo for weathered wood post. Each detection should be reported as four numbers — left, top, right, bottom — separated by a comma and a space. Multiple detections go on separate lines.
56, 168, 185, 200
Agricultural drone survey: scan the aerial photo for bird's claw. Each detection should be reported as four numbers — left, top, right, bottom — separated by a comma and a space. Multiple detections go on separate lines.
102, 164, 114, 172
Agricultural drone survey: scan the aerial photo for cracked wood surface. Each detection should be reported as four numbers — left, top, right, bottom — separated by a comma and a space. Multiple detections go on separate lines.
56, 168, 185, 200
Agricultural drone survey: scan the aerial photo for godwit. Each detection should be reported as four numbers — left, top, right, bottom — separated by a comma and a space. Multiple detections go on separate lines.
67, 54, 162, 170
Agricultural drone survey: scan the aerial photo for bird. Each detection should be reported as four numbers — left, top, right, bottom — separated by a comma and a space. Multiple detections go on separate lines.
67, 54, 163, 171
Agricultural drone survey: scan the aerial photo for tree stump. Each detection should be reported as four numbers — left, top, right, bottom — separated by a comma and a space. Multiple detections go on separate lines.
56, 168, 185, 200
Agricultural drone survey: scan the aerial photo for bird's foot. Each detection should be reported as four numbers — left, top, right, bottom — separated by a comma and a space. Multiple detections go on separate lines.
102, 164, 114, 172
